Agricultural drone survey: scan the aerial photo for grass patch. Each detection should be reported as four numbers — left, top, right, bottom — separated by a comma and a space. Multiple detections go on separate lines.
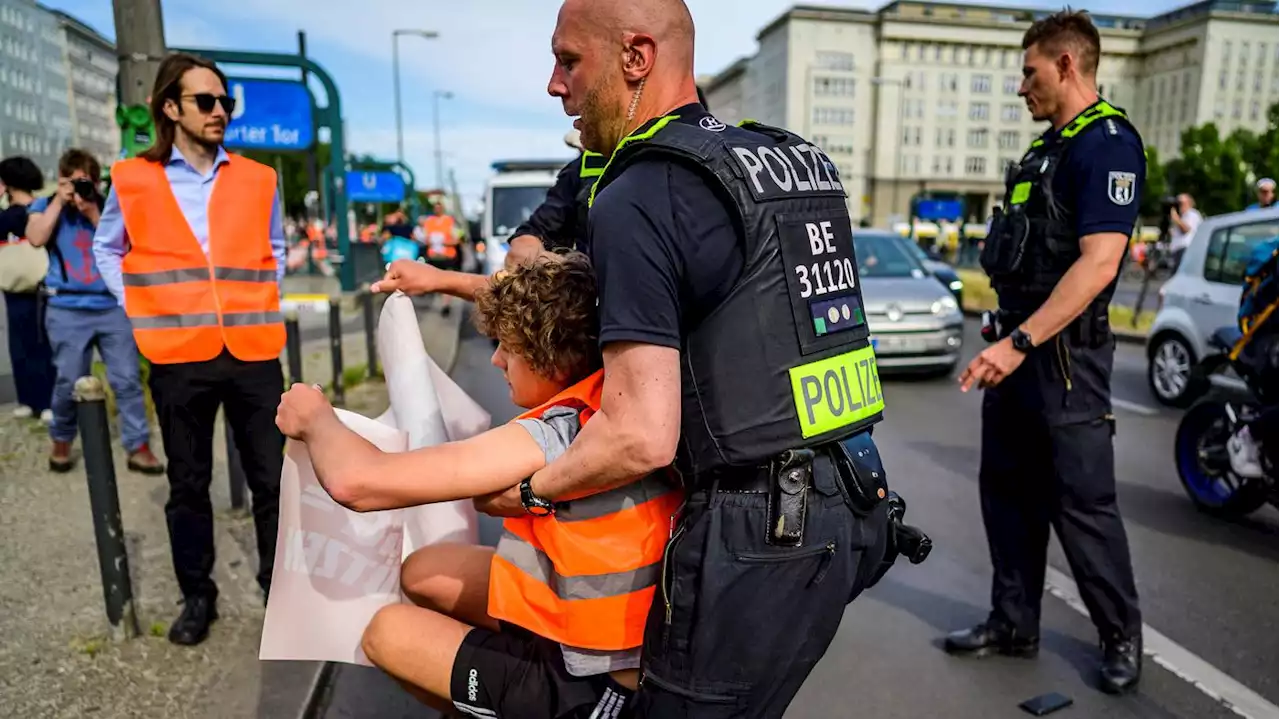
73, 635, 107, 657
149, 621, 167, 638
955, 268, 1154, 336
341, 364, 368, 389
90, 358, 157, 425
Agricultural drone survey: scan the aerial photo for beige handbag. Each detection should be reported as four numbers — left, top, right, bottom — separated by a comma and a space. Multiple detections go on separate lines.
0, 240, 49, 294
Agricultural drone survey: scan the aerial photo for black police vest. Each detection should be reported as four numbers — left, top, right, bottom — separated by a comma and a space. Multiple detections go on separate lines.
981, 101, 1140, 316
590, 116, 884, 476
574, 151, 606, 248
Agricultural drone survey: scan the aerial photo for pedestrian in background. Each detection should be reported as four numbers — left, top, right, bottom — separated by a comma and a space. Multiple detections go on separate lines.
951, 10, 1144, 694
25, 149, 162, 475
1248, 177, 1276, 210
1167, 192, 1202, 268
0, 156, 55, 422
94, 52, 287, 646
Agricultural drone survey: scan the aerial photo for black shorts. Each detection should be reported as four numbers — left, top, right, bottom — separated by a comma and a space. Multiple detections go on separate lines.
427, 254, 462, 272
450, 623, 634, 719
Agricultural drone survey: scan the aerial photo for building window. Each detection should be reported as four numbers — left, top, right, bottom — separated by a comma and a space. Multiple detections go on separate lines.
917, 44, 926, 61
1219, 71, 1228, 90
969, 102, 990, 121
900, 154, 921, 175
1001, 103, 1021, 122
814, 77, 855, 97
1255, 75, 1264, 92
936, 127, 955, 148
932, 155, 954, 175
968, 129, 989, 148
815, 51, 855, 71
937, 100, 958, 118
965, 157, 987, 176
934, 45, 943, 61
938, 73, 958, 92
813, 107, 855, 126
983, 47, 993, 66
972, 74, 992, 93
1003, 75, 1020, 95
998, 130, 1020, 149
1233, 100, 1242, 119
1237, 72, 1245, 91
1251, 101, 1261, 121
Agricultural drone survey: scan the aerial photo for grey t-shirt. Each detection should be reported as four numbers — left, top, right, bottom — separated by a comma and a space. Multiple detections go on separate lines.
516, 405, 643, 678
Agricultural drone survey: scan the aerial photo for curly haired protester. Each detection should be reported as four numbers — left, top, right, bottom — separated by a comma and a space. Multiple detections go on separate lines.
276, 252, 679, 719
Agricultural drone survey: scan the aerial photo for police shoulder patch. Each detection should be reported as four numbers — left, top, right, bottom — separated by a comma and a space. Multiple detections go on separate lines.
1107, 171, 1136, 206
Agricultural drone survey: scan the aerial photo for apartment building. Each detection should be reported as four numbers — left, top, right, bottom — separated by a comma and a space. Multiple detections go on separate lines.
704, 0, 1280, 225
0, 0, 73, 184
52, 10, 120, 170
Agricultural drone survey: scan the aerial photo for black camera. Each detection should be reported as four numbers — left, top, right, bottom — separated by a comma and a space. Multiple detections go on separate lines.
72, 177, 97, 201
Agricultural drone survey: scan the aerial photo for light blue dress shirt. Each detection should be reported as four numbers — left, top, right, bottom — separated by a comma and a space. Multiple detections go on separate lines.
93, 146, 286, 306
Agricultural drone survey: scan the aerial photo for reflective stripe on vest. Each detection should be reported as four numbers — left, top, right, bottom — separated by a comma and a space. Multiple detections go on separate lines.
111, 154, 285, 364
487, 370, 684, 651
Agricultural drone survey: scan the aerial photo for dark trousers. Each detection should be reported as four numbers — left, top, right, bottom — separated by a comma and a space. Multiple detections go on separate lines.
149, 351, 284, 600
979, 386, 1142, 640
634, 449, 890, 719
4, 292, 54, 412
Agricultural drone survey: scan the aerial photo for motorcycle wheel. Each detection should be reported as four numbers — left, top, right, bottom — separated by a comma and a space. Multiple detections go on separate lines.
1174, 402, 1269, 517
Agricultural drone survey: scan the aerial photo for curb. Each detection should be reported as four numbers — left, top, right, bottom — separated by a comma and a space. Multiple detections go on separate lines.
960, 309, 1148, 346
294, 298, 467, 719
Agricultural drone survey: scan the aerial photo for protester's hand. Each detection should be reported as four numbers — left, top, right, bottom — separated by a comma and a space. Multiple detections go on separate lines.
370, 259, 444, 296
504, 235, 545, 271
958, 337, 1026, 392
276, 383, 333, 440
473, 484, 525, 518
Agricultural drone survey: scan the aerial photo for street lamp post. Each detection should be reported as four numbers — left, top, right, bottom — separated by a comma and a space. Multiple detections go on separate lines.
392, 28, 439, 166
432, 90, 453, 192
872, 76, 906, 227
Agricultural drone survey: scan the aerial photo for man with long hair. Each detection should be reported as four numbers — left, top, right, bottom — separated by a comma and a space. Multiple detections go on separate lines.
93, 52, 288, 646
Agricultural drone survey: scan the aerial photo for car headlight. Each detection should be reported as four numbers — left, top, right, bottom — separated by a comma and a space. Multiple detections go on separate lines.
948, 279, 963, 292
931, 296, 959, 316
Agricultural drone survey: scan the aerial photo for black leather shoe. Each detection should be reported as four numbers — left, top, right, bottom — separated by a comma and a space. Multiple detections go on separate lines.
168, 595, 218, 646
1099, 635, 1142, 694
944, 621, 1039, 658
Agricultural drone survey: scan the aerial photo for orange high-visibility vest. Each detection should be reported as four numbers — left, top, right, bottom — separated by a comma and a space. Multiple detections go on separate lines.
423, 214, 458, 259
487, 371, 684, 651
111, 155, 285, 365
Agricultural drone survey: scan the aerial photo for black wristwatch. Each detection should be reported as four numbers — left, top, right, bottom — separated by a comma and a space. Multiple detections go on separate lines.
519, 477, 556, 517
1010, 328, 1034, 353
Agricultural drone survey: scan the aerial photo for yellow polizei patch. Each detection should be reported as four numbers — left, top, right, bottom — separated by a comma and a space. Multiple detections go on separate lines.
787, 345, 884, 438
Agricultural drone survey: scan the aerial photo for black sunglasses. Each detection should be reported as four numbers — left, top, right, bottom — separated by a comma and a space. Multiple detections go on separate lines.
181, 93, 236, 115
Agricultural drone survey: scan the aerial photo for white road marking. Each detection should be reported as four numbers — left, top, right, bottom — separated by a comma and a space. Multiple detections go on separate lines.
1113, 398, 1159, 416
1043, 566, 1278, 719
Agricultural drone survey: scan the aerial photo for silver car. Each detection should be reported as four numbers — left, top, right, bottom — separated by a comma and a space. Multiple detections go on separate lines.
854, 231, 965, 374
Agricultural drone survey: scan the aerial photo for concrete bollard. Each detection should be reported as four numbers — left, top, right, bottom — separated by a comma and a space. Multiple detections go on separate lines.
74, 376, 140, 641
285, 310, 303, 385
361, 286, 379, 379
328, 298, 345, 405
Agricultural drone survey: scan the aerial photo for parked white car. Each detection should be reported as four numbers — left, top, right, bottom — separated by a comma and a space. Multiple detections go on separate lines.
1146, 205, 1279, 406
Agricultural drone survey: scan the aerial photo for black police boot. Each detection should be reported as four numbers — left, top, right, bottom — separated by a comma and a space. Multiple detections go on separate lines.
168, 595, 218, 646
944, 620, 1039, 659
1099, 634, 1142, 694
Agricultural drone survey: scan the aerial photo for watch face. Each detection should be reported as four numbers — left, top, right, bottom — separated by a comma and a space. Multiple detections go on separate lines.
1012, 330, 1032, 351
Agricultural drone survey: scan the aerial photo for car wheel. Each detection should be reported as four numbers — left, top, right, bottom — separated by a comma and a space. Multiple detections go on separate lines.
1147, 333, 1205, 408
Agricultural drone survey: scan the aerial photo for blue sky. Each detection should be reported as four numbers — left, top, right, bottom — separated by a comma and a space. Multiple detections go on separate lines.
44, 0, 1193, 211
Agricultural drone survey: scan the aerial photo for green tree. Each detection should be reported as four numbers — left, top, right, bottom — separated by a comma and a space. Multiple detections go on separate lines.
240, 144, 333, 217
1140, 146, 1168, 219
1165, 123, 1249, 217
1245, 103, 1279, 188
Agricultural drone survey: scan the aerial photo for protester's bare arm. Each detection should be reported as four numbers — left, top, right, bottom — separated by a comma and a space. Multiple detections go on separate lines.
371, 259, 488, 300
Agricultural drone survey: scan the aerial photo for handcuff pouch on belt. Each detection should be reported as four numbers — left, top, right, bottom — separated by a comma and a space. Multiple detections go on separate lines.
768, 448, 813, 547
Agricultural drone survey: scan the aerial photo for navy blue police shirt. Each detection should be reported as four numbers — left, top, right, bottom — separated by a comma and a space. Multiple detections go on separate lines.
1049, 110, 1146, 239
586, 104, 744, 350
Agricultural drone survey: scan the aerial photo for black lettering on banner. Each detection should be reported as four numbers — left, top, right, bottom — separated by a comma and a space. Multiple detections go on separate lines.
730, 142, 848, 202
777, 212, 870, 355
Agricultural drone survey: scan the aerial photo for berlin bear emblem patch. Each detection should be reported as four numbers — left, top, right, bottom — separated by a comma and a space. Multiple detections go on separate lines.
1108, 171, 1136, 206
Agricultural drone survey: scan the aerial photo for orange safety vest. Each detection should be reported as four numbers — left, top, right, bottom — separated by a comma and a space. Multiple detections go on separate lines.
423, 214, 458, 259
111, 154, 285, 365
487, 371, 684, 651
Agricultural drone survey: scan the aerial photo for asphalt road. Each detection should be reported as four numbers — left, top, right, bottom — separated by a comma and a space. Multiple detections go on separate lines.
319, 314, 1278, 719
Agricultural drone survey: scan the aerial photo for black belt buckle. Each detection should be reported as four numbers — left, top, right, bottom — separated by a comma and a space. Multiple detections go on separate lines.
767, 448, 813, 547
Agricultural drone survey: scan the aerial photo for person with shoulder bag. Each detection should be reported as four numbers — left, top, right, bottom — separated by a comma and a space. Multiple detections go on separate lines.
0, 156, 55, 421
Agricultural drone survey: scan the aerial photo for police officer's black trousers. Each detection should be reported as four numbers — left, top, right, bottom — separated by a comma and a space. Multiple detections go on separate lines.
633, 451, 890, 719
979, 389, 1142, 641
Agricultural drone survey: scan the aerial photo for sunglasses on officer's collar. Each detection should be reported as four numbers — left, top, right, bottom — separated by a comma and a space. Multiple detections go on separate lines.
182, 93, 236, 115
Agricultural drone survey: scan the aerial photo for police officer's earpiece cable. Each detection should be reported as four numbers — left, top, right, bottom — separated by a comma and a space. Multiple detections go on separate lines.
626, 77, 646, 122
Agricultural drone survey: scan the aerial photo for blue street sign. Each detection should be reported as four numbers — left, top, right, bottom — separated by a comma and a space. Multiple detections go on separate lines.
346, 170, 406, 203
223, 78, 314, 151
915, 199, 964, 221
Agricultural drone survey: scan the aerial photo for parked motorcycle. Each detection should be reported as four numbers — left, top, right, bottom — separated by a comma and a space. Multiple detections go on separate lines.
1174, 326, 1277, 517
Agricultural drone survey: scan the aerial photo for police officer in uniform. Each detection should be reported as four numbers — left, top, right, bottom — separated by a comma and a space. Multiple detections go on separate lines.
945, 11, 1144, 694
505, 86, 710, 267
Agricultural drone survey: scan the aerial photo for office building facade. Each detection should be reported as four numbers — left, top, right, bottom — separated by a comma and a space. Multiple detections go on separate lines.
704, 0, 1280, 224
